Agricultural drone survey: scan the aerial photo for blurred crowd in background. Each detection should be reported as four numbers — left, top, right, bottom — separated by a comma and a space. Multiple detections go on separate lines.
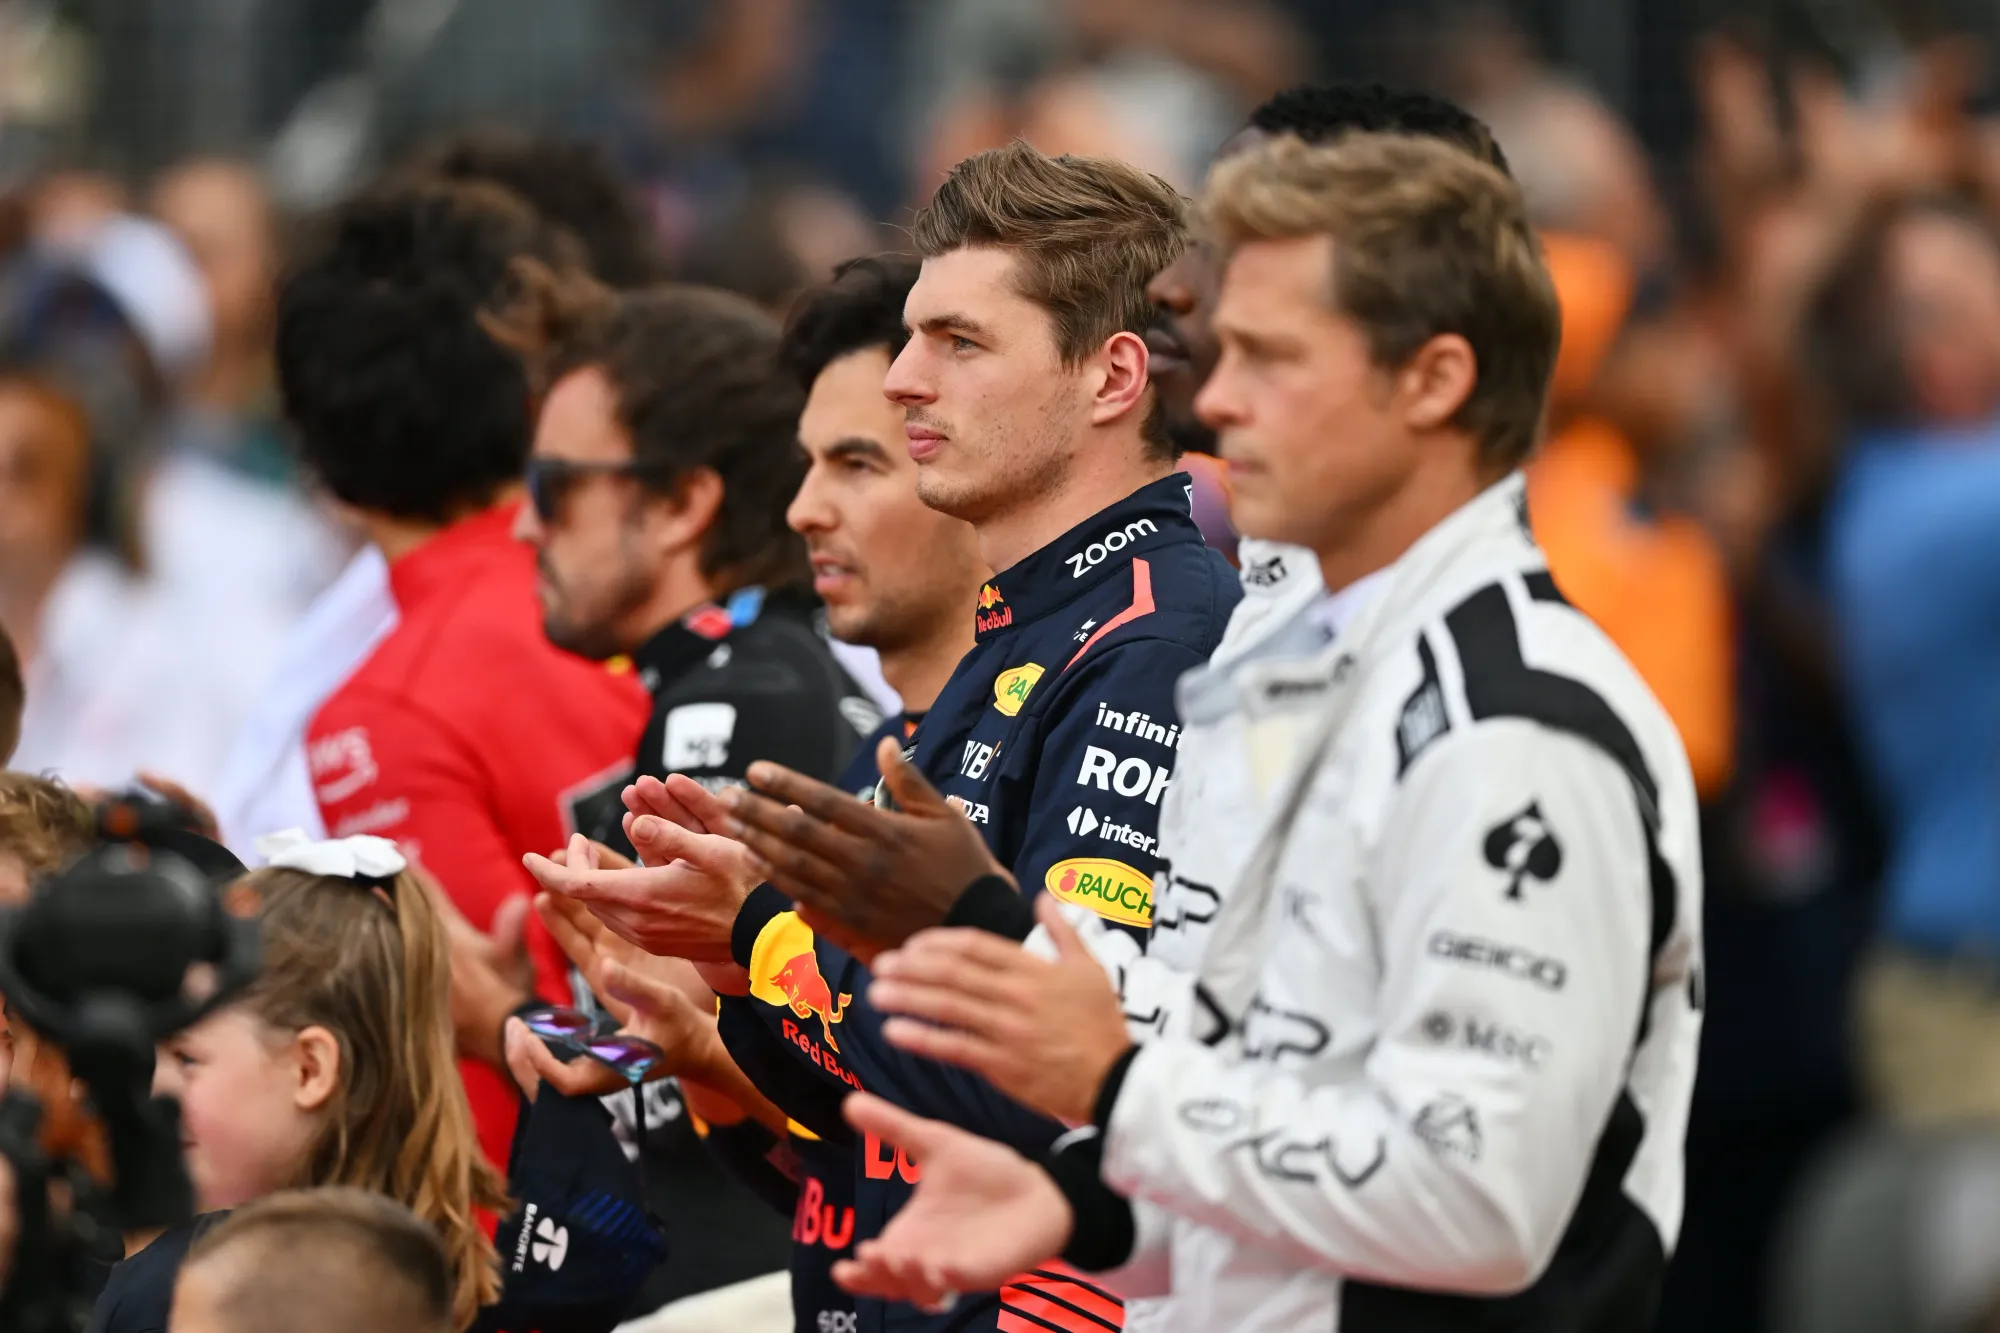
1, 0, 1999, 1329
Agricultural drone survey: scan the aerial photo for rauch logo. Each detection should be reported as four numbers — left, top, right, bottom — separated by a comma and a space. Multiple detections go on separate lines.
1045, 856, 1154, 927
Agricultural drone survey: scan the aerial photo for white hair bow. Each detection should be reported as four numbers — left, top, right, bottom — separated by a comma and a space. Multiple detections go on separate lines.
254, 828, 408, 881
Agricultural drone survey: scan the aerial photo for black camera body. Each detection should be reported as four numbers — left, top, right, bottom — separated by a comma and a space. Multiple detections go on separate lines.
0, 795, 259, 1333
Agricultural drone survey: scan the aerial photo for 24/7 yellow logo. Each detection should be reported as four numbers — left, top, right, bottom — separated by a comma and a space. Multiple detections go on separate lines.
1046, 856, 1153, 927
992, 663, 1045, 717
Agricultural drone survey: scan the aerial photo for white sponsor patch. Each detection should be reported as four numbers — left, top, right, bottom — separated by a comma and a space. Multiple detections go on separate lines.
1066, 518, 1158, 578
664, 702, 738, 770
331, 798, 409, 838
309, 726, 378, 804
1076, 745, 1171, 805
530, 1215, 569, 1270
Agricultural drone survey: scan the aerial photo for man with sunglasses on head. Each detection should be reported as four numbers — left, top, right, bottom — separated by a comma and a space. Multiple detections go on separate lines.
283, 179, 650, 1172
510, 280, 881, 1321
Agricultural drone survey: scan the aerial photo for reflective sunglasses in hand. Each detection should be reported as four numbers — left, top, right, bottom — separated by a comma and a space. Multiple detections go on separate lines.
521, 1005, 670, 1188
521, 1004, 667, 1084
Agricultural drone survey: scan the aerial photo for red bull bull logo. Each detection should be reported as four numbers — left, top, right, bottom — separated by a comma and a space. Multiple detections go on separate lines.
976, 583, 1013, 634
771, 951, 851, 1052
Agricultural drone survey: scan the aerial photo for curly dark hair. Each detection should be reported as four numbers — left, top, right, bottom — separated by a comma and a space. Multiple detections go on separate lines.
275, 179, 580, 522
1249, 83, 1511, 176
508, 279, 810, 592
779, 254, 920, 392
409, 129, 664, 289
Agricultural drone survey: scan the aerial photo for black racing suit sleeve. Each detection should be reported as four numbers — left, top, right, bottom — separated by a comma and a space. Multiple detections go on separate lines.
698, 1116, 803, 1218
715, 989, 855, 1144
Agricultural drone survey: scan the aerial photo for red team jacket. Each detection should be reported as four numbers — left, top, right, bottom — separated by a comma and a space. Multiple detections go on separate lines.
307, 502, 649, 1165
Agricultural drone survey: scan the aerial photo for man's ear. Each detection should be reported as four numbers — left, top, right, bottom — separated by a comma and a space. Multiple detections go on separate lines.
293, 1025, 342, 1113
641, 466, 724, 557
1089, 331, 1152, 428
1399, 333, 1479, 433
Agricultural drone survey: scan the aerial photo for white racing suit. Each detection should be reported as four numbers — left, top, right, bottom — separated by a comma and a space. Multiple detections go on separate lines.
1068, 475, 1704, 1330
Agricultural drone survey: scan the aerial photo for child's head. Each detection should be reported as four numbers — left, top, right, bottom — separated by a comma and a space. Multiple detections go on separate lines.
156, 847, 506, 1327
169, 1187, 454, 1333
0, 771, 92, 904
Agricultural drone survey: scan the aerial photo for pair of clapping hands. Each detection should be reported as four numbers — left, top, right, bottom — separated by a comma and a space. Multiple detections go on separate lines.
509, 742, 1140, 1305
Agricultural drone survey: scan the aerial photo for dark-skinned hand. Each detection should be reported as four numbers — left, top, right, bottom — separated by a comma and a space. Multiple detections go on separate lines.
714, 736, 1011, 956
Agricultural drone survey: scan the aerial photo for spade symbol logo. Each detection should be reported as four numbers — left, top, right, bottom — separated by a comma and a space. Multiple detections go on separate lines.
1483, 800, 1562, 902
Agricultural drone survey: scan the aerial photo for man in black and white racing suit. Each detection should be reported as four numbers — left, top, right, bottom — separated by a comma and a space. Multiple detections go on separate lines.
835, 129, 1704, 1333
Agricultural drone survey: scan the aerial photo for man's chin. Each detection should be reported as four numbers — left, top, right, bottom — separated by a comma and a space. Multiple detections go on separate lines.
543, 614, 619, 663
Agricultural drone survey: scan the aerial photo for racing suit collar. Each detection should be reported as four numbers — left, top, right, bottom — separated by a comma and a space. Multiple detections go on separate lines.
631, 583, 813, 697
973, 471, 1202, 642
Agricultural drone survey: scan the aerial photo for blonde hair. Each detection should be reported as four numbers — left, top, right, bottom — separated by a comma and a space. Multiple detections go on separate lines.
1203, 131, 1562, 469
0, 772, 94, 881
229, 866, 506, 1329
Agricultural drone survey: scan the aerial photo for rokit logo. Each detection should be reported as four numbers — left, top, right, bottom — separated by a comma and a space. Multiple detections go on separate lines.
1065, 805, 1157, 855
1076, 745, 1172, 805
1066, 517, 1158, 578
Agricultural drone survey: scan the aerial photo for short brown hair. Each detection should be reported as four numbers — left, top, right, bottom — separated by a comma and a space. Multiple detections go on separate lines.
0, 773, 92, 882
183, 1188, 453, 1333
498, 276, 810, 593
912, 142, 1188, 453
1205, 132, 1561, 469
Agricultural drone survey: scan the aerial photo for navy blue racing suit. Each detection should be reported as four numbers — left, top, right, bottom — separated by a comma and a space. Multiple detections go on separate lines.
723, 474, 1240, 1331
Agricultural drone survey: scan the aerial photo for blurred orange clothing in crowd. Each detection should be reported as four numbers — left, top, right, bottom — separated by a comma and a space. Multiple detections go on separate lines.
1529, 233, 1736, 799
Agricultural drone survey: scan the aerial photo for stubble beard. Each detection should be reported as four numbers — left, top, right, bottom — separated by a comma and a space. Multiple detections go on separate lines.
542, 542, 658, 663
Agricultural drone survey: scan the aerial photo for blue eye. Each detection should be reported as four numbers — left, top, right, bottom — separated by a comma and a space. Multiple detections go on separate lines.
950, 335, 976, 352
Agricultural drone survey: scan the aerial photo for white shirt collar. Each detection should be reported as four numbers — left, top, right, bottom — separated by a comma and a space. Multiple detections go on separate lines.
1307, 566, 1392, 644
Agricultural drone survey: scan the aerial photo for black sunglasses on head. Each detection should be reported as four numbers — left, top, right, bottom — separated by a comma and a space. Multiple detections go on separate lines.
524, 457, 675, 522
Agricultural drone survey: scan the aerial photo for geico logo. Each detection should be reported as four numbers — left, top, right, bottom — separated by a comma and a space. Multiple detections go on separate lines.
1046, 856, 1153, 927
959, 740, 996, 779
1426, 931, 1568, 990
1093, 700, 1180, 750
1066, 517, 1158, 578
1076, 745, 1171, 805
